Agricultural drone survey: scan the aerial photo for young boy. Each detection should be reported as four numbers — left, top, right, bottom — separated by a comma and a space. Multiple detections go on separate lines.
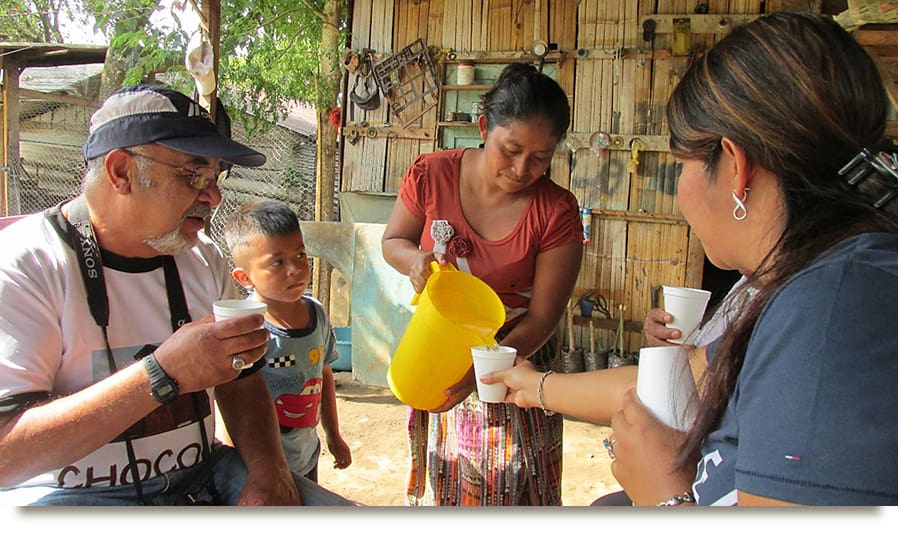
223, 199, 351, 482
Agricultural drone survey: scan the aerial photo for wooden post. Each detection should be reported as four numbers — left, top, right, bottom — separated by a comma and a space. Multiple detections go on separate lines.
197, 0, 221, 239
1, 55, 21, 216
312, 0, 344, 313
198, 0, 221, 120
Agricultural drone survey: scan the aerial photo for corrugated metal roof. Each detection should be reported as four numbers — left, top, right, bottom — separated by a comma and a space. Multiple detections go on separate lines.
20, 63, 104, 95
7, 42, 317, 138
278, 102, 318, 137
0, 42, 107, 67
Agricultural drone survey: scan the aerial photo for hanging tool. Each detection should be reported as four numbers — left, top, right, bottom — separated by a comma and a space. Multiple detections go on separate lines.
628, 138, 644, 174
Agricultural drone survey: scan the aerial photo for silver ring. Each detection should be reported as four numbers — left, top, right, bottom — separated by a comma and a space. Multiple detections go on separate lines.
231, 355, 246, 370
603, 437, 616, 460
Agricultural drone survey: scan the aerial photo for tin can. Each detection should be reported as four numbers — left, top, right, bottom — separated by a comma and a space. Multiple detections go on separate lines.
457, 62, 475, 85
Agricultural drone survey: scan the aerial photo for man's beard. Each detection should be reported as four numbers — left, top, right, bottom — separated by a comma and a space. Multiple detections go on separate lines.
144, 204, 212, 255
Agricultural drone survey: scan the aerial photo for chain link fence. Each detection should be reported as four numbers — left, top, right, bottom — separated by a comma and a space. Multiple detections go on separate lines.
12, 98, 91, 215
10, 93, 334, 265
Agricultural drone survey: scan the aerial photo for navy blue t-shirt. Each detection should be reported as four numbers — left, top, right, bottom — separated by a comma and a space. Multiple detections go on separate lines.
694, 233, 898, 505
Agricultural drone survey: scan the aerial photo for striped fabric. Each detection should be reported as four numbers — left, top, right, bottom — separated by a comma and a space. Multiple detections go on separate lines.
405, 336, 563, 506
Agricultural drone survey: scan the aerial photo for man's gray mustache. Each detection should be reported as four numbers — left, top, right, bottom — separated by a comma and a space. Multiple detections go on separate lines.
186, 205, 212, 219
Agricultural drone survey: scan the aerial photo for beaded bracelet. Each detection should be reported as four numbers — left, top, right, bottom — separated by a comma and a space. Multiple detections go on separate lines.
537, 370, 555, 416
656, 491, 695, 506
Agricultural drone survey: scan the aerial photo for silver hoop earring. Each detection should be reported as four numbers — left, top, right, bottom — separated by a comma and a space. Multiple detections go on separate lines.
732, 188, 749, 221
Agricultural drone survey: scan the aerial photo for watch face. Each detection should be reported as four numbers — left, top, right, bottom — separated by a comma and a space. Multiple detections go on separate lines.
157, 384, 175, 399
145, 354, 179, 403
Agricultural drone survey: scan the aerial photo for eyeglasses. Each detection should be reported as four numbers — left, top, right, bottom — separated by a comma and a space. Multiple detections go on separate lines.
123, 149, 229, 190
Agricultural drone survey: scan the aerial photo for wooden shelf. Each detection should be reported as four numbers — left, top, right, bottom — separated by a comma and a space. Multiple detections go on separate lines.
638, 14, 760, 34
565, 132, 670, 152
343, 124, 433, 140
442, 50, 563, 64
440, 84, 492, 91
437, 121, 479, 127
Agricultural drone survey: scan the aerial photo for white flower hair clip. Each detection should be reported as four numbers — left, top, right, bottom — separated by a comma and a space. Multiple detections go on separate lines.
430, 220, 454, 254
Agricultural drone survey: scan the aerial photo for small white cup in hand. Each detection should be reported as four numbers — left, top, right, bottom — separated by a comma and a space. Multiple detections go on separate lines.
212, 299, 267, 370
213, 299, 267, 321
471, 345, 517, 403
636, 345, 698, 430
662, 286, 711, 344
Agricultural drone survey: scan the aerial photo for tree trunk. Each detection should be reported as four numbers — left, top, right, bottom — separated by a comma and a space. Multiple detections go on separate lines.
98, 1, 157, 98
99, 50, 131, 99
312, 0, 344, 313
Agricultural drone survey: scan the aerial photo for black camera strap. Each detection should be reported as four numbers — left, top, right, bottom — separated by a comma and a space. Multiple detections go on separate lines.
45, 196, 214, 505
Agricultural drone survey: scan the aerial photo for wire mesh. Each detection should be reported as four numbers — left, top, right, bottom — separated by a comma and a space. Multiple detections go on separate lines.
8, 94, 336, 265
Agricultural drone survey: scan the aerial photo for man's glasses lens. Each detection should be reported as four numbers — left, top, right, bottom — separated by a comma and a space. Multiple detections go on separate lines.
124, 150, 221, 191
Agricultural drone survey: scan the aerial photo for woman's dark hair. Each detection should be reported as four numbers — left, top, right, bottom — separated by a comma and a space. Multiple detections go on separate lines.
480, 63, 570, 139
667, 12, 898, 469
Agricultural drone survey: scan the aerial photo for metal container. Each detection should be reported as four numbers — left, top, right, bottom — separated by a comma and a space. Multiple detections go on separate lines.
457, 62, 475, 85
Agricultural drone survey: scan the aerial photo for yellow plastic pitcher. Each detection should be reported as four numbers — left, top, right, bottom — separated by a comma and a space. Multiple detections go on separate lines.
388, 262, 506, 411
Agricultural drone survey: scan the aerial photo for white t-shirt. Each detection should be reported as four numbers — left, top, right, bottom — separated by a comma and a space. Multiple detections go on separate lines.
0, 210, 237, 489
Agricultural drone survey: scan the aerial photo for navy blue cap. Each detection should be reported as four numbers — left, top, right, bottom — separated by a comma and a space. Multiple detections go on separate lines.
82, 84, 266, 167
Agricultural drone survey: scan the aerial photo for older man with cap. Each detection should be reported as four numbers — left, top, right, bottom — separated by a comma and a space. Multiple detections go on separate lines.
0, 84, 354, 506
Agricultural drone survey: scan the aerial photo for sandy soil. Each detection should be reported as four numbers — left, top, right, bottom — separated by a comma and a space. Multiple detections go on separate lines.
315, 372, 622, 507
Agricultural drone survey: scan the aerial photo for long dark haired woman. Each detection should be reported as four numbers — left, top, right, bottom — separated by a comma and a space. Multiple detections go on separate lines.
483, 12, 898, 506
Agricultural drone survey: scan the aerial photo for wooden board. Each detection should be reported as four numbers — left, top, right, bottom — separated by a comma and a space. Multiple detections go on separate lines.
341, 0, 785, 353
343, 1, 392, 192
386, 2, 434, 193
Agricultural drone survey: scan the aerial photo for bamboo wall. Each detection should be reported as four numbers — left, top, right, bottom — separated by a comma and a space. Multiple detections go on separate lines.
341, 0, 808, 354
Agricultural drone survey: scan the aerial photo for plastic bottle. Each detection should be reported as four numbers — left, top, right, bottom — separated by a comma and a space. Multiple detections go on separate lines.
581, 207, 592, 245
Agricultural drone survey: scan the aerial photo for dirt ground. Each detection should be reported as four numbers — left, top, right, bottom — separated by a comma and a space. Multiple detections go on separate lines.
315, 372, 622, 507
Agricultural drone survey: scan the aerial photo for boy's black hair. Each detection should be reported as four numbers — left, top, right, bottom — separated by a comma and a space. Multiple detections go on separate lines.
223, 199, 301, 259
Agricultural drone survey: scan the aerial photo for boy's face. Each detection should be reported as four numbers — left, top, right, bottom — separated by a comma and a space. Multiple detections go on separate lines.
232, 230, 310, 304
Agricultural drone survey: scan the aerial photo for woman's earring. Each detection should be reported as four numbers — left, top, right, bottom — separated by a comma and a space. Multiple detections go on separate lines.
732, 188, 750, 221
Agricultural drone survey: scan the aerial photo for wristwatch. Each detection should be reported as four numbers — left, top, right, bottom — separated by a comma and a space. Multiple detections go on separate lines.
143, 352, 179, 404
